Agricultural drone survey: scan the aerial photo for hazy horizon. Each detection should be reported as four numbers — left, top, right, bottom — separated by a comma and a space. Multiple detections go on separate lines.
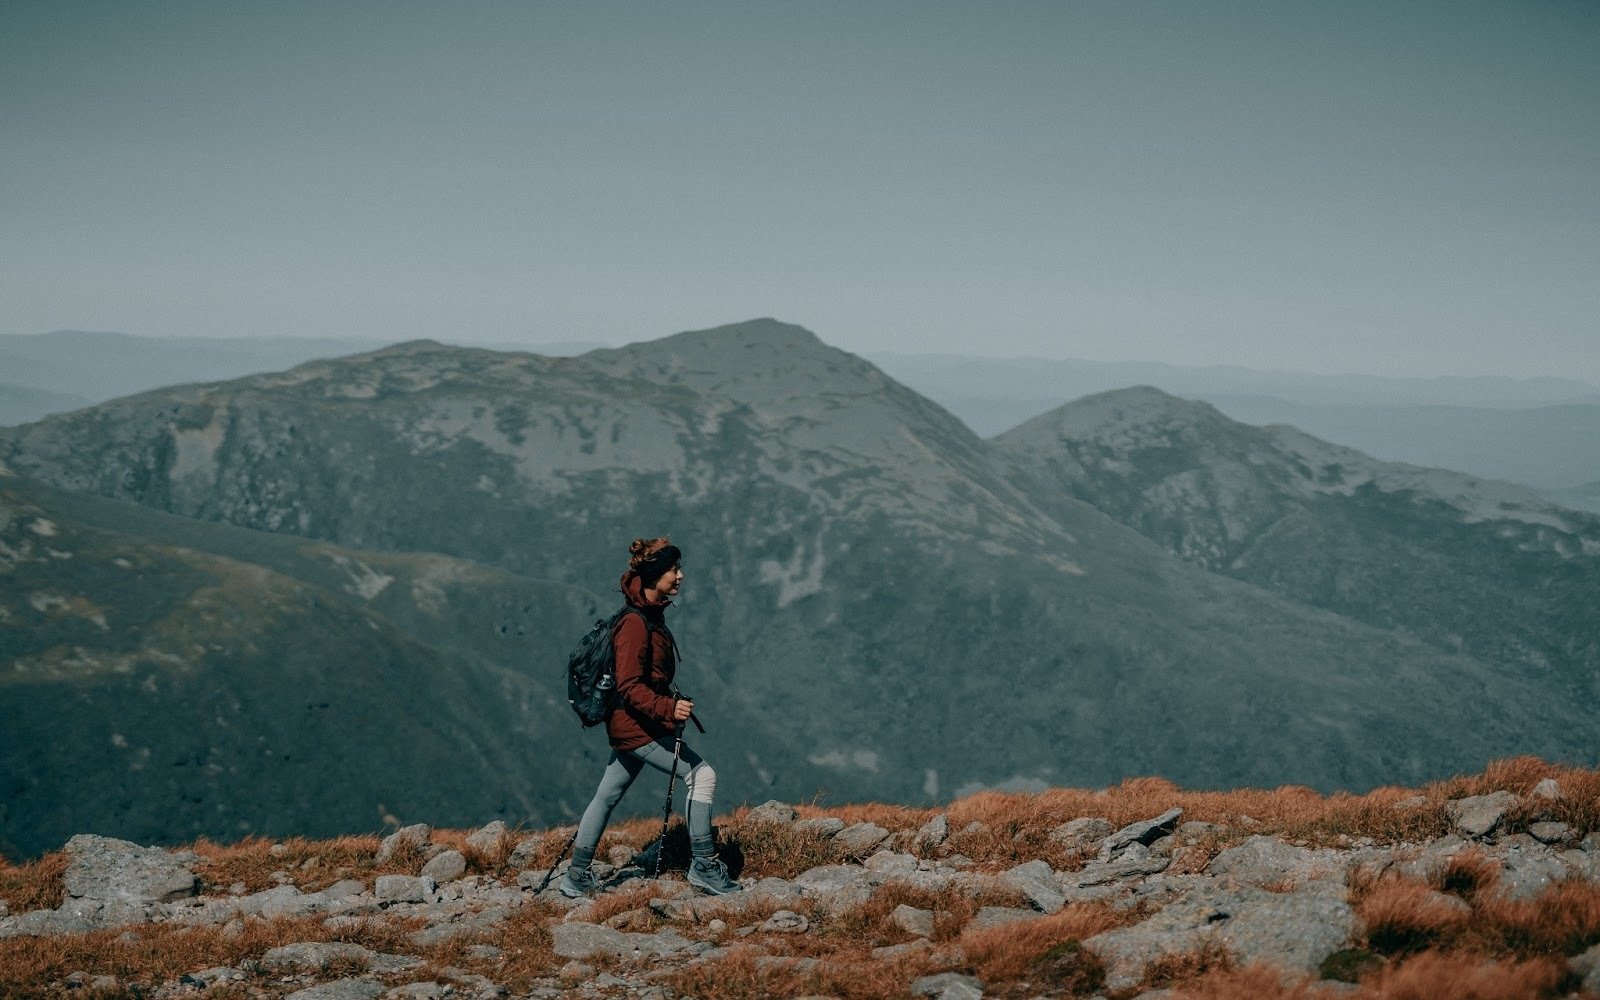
3, 2, 1596, 382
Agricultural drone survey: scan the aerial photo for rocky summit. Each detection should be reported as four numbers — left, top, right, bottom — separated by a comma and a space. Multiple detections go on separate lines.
4, 769, 1600, 999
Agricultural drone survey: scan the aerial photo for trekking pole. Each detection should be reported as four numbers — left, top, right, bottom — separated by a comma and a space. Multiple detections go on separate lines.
531, 827, 580, 894
654, 722, 685, 880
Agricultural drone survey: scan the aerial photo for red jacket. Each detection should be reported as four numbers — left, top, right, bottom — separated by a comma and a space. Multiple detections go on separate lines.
606, 570, 680, 752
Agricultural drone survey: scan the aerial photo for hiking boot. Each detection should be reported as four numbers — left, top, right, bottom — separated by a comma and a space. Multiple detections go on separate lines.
558, 865, 598, 899
687, 856, 739, 895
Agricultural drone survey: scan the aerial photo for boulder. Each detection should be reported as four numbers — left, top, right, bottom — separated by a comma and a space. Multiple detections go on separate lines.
506, 836, 543, 868
1050, 817, 1113, 849
1445, 792, 1517, 840
1530, 822, 1573, 846
966, 905, 1042, 931
465, 821, 509, 855
1571, 941, 1600, 994
285, 981, 386, 1000
834, 822, 891, 858
1206, 835, 1345, 888
911, 972, 984, 1000
421, 850, 467, 883
892, 904, 936, 938
794, 817, 846, 837
760, 910, 810, 933
62, 835, 200, 907
376, 824, 431, 863
746, 800, 799, 824
1100, 808, 1183, 860
1084, 884, 1356, 992
375, 875, 430, 904
915, 814, 950, 849
864, 851, 919, 877
1000, 859, 1066, 914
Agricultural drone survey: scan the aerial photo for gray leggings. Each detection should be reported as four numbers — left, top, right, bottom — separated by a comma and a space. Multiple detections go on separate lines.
574, 739, 717, 855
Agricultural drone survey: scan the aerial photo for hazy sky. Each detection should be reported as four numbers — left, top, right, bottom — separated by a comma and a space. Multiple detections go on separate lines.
3, 1, 1596, 380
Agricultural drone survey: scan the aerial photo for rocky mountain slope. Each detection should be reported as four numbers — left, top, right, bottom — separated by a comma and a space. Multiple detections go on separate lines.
3, 321, 1594, 859
995, 386, 1600, 714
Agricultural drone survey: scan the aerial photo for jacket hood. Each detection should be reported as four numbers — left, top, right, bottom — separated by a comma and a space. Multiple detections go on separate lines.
620, 569, 672, 610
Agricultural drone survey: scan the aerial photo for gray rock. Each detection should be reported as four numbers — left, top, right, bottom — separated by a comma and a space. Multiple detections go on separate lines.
62, 835, 200, 907
1050, 817, 1113, 849
1100, 808, 1183, 860
386, 984, 448, 1000
892, 904, 935, 938
320, 879, 368, 901
1571, 941, 1600, 993
0, 907, 99, 939
377, 824, 432, 863
794, 864, 870, 894
286, 981, 386, 1000
794, 816, 846, 837
967, 905, 1042, 930
1068, 855, 1171, 887
1530, 822, 1572, 845
1085, 884, 1356, 992
507, 836, 543, 868
421, 850, 467, 883
834, 822, 891, 858
915, 814, 950, 849
465, 821, 509, 855
1532, 777, 1564, 801
760, 909, 810, 933
747, 800, 799, 824
1445, 791, 1518, 839
549, 922, 695, 959
864, 850, 919, 877
911, 972, 984, 999
182, 967, 243, 987
1497, 846, 1569, 901
1000, 859, 1066, 913
1206, 835, 1345, 888
873, 938, 935, 960
375, 875, 430, 904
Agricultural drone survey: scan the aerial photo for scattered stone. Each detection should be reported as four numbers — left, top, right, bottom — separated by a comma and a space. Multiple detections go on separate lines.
262, 941, 421, 974
747, 800, 800, 824
507, 836, 543, 868
558, 960, 595, 983
794, 864, 870, 894
760, 909, 810, 933
1530, 822, 1573, 845
1532, 778, 1564, 801
892, 904, 935, 938
1050, 817, 1113, 849
286, 980, 386, 1000
911, 972, 984, 999
1206, 835, 1344, 888
182, 967, 243, 987
421, 850, 467, 883
465, 820, 509, 855
864, 850, 919, 877
269, 843, 291, 857
1100, 808, 1183, 860
1068, 854, 1171, 888
386, 985, 448, 1000
707, 918, 727, 933
375, 875, 430, 904
1000, 859, 1066, 913
1177, 821, 1224, 842
873, 938, 934, 960
1392, 795, 1430, 810
794, 817, 846, 837
915, 814, 949, 849
834, 822, 891, 858
377, 824, 431, 863
1445, 792, 1518, 840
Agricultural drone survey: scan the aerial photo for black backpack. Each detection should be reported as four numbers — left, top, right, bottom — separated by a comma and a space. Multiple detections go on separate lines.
566, 607, 650, 727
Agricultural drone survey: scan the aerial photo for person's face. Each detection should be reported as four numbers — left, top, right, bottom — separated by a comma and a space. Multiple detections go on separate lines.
653, 564, 684, 598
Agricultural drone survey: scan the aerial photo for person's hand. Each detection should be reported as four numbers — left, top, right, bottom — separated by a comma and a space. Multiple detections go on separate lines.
672, 698, 695, 722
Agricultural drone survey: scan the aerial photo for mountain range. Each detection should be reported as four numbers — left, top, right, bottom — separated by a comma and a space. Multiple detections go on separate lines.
2, 319, 1595, 857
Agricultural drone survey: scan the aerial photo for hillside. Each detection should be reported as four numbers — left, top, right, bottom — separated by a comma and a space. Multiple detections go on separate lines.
2, 321, 1594, 850
994, 386, 1600, 715
0, 473, 701, 859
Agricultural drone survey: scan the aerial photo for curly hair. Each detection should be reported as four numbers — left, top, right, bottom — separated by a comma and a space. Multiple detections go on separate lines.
628, 536, 675, 571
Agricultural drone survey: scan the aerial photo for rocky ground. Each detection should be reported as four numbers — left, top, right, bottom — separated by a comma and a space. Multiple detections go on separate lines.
4, 780, 1600, 999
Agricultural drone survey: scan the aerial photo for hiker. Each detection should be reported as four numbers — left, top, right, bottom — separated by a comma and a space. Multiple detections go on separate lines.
559, 536, 739, 897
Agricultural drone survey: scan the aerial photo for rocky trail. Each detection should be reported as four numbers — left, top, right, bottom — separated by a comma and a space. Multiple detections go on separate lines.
4, 775, 1600, 1000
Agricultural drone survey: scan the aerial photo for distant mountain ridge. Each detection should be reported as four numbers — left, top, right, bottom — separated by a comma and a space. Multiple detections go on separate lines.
2, 320, 1595, 855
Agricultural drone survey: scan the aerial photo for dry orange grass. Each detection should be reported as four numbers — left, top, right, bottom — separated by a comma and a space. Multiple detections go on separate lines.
0, 849, 68, 913
1468, 878, 1600, 958
1351, 950, 1573, 1000
957, 902, 1130, 982
1357, 877, 1474, 955
1138, 938, 1236, 991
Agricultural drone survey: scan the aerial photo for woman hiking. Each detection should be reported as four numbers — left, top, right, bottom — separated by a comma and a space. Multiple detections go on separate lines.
560, 537, 739, 898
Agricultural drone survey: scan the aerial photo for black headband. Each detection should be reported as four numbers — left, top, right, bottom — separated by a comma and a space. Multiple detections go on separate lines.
634, 545, 682, 584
